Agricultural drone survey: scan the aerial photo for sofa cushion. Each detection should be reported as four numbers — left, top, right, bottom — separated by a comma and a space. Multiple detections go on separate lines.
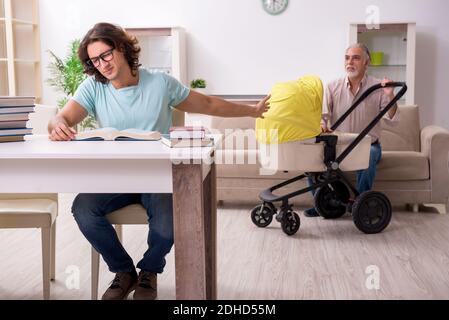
381, 105, 420, 152
211, 116, 256, 133
376, 151, 429, 181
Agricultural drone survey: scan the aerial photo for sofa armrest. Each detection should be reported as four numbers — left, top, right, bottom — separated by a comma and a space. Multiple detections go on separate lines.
421, 125, 449, 202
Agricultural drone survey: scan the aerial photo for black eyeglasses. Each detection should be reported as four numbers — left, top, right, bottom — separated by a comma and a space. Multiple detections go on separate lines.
86, 48, 114, 68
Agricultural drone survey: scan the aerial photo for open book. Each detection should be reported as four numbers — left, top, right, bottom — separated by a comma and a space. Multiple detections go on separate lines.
74, 128, 161, 141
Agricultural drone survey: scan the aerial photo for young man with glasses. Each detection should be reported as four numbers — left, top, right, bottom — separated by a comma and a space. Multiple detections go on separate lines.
48, 22, 270, 300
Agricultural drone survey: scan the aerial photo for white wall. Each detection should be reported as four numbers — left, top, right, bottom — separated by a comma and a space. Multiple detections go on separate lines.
39, 0, 449, 129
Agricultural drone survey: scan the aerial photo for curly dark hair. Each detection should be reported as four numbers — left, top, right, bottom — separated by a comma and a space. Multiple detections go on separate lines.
78, 22, 141, 84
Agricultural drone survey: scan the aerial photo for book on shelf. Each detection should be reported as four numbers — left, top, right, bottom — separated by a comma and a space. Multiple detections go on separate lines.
0, 113, 31, 122
74, 127, 161, 141
169, 125, 207, 139
0, 128, 33, 136
161, 134, 214, 148
0, 121, 28, 129
0, 106, 35, 114
0, 96, 35, 107
0, 135, 26, 143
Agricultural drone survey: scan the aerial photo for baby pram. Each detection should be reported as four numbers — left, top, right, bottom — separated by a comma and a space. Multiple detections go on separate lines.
251, 81, 407, 236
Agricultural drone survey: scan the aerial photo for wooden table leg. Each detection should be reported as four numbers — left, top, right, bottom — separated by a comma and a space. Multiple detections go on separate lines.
172, 162, 217, 299
204, 163, 217, 299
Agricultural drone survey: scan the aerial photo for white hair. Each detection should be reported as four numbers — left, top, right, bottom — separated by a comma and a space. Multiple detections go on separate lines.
346, 43, 371, 61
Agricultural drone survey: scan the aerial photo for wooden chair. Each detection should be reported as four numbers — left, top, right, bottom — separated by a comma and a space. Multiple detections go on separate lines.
0, 194, 58, 299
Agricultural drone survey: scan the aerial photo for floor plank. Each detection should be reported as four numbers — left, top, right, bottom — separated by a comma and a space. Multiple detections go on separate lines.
1, 194, 449, 300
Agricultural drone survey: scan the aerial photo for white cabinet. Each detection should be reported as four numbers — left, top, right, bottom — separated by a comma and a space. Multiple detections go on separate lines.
349, 23, 416, 105
125, 27, 187, 125
0, 0, 41, 100
125, 27, 187, 84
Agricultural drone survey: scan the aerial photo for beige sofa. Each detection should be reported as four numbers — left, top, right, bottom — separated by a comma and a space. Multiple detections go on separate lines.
206, 105, 449, 211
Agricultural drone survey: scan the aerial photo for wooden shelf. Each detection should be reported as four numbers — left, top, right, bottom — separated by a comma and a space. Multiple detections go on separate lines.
14, 59, 39, 64
0, 0, 41, 99
357, 23, 408, 33
370, 65, 406, 67
1, 17, 36, 25
11, 18, 36, 26
126, 27, 172, 37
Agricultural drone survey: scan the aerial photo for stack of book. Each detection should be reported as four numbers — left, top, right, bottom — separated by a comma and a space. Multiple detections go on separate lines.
161, 126, 213, 148
0, 96, 35, 143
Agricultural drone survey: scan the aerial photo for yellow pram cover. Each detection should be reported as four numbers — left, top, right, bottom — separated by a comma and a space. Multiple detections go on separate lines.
256, 75, 323, 144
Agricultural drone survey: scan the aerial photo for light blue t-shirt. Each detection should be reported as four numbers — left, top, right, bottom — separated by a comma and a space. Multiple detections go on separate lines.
72, 69, 190, 134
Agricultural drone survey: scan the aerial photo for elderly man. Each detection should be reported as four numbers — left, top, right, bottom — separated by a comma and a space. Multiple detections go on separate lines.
304, 43, 399, 218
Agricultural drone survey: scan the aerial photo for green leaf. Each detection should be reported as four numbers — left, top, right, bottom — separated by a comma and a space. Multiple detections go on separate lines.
47, 39, 96, 128
190, 79, 206, 88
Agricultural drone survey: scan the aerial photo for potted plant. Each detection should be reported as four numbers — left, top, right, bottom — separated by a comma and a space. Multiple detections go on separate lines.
47, 39, 97, 131
190, 78, 207, 95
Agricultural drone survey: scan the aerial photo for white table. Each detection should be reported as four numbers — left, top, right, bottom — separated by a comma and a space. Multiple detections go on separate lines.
0, 136, 217, 300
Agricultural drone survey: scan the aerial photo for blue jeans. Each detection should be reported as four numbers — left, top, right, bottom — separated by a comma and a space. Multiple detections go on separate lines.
356, 143, 382, 193
307, 143, 382, 195
71, 193, 174, 274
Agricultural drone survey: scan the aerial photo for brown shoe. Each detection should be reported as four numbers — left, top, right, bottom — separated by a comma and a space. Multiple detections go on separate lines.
133, 271, 157, 300
101, 272, 137, 300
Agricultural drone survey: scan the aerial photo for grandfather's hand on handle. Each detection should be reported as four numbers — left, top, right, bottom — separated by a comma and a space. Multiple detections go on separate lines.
49, 122, 77, 141
381, 78, 395, 97
321, 121, 332, 133
252, 94, 271, 118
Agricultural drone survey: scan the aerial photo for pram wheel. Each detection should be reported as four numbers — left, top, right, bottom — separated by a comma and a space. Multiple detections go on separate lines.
352, 191, 392, 234
314, 181, 350, 219
281, 211, 300, 236
251, 203, 275, 228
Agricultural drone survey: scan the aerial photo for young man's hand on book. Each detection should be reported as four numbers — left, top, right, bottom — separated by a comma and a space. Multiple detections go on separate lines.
49, 122, 77, 141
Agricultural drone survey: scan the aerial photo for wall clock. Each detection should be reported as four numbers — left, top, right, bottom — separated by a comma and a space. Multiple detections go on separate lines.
262, 0, 289, 15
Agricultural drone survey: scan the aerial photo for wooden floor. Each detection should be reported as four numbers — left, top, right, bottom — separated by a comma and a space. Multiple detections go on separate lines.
1, 194, 449, 300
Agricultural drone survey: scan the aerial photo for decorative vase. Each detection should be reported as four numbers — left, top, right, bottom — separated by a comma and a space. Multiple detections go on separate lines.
371, 51, 384, 66
193, 88, 208, 95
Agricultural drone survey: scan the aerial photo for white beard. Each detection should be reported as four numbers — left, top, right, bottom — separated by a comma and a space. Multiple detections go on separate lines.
346, 70, 360, 79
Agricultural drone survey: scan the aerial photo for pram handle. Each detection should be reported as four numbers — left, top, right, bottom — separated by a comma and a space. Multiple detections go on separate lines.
331, 82, 407, 165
